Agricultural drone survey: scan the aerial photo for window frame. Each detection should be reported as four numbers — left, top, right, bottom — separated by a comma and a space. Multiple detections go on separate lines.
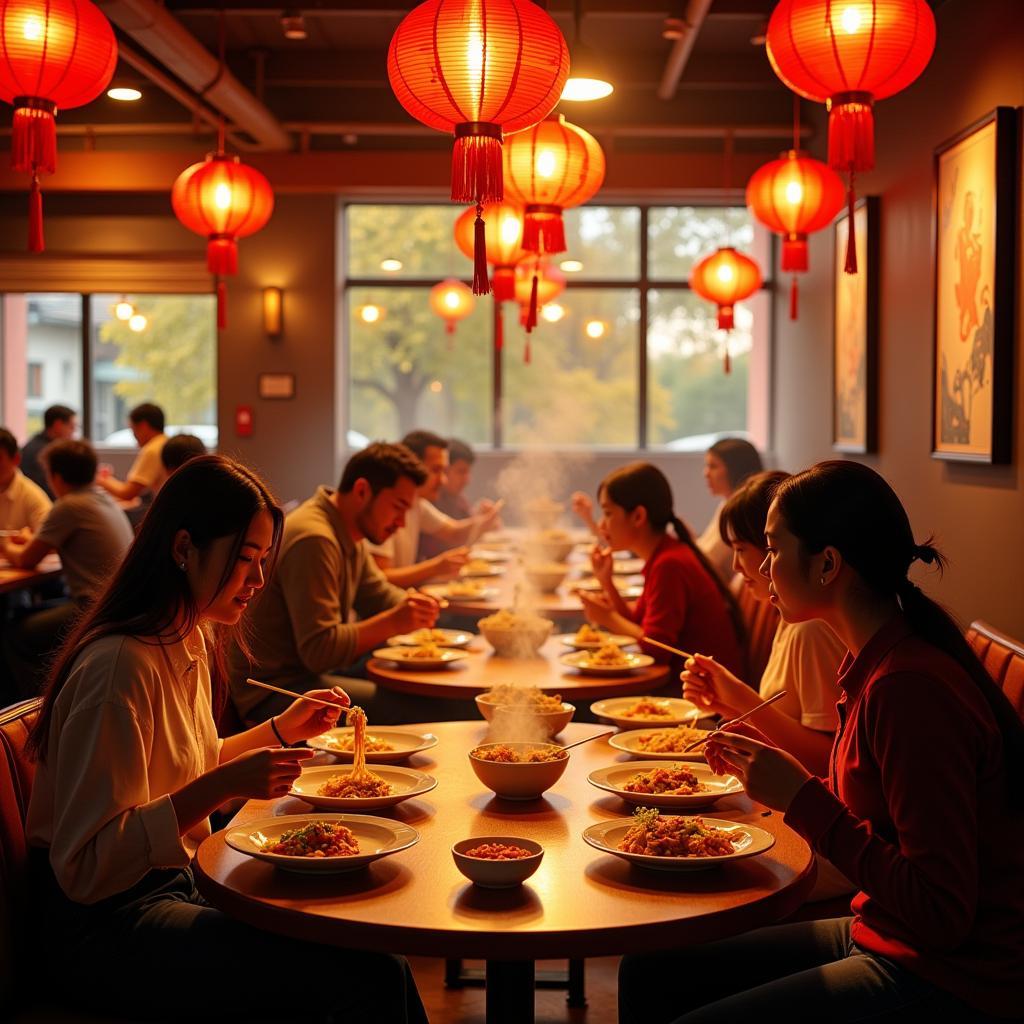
342, 200, 774, 451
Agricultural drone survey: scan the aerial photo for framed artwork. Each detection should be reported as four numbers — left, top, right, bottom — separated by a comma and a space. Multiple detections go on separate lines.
833, 196, 879, 453
258, 372, 296, 399
932, 107, 1017, 463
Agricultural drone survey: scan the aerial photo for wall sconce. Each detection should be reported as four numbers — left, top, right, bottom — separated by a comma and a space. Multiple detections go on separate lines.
263, 286, 283, 337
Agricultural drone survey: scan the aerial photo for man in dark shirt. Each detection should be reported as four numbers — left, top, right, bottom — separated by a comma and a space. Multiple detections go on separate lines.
20, 404, 76, 499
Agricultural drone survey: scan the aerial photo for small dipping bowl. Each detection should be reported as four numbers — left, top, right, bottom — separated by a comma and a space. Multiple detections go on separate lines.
452, 837, 544, 888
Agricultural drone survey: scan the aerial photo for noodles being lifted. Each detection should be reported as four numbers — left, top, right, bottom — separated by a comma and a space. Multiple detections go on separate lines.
318, 707, 393, 799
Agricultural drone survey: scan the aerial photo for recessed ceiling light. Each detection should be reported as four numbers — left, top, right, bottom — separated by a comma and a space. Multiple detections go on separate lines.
280, 10, 307, 40
107, 87, 142, 102
560, 259, 583, 273
380, 258, 403, 272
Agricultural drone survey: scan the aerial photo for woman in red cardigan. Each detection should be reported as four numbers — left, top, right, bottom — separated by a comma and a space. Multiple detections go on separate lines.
577, 461, 743, 678
619, 460, 1024, 1023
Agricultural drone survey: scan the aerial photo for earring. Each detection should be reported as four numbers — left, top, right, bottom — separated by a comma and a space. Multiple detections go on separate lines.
179, 561, 187, 572
819, 576, 826, 586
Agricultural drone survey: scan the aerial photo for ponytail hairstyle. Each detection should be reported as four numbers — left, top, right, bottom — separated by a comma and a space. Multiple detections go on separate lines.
719, 470, 791, 550
708, 437, 764, 491
599, 462, 744, 645
28, 455, 283, 761
774, 460, 1024, 803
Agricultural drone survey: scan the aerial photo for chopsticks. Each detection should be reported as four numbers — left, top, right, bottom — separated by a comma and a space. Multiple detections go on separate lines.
642, 636, 694, 661
245, 677, 352, 713
682, 690, 788, 753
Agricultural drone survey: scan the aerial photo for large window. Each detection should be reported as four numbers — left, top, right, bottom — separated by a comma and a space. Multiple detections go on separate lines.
0, 293, 217, 447
344, 202, 772, 449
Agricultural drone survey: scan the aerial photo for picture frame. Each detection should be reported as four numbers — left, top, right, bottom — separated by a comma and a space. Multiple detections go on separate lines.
832, 196, 879, 454
931, 106, 1017, 463
258, 372, 296, 400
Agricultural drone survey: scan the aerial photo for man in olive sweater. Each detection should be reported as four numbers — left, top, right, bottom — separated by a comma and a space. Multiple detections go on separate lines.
229, 443, 442, 724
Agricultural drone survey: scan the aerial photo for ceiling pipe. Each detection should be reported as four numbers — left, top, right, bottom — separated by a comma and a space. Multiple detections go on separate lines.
657, 0, 713, 100
97, 0, 291, 151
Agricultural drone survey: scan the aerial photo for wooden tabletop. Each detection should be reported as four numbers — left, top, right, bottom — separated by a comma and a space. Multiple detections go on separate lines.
0, 554, 63, 595
194, 721, 816, 961
366, 636, 670, 700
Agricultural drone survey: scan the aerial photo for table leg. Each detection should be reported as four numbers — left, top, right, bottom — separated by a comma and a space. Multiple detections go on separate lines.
485, 959, 535, 1024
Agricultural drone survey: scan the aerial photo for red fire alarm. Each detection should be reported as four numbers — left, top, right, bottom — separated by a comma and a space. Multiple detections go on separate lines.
235, 405, 253, 437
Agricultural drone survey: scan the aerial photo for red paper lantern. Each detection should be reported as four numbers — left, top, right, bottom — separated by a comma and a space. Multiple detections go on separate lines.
503, 113, 606, 255
0, 0, 117, 251
690, 248, 762, 373
430, 278, 475, 335
388, 0, 568, 294
454, 201, 526, 303
746, 150, 845, 318
513, 258, 566, 364
171, 153, 275, 330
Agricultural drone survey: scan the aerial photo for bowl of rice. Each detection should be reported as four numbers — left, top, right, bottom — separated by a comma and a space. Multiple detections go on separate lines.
523, 562, 570, 594
468, 742, 569, 800
524, 529, 575, 563
475, 685, 575, 738
478, 608, 554, 657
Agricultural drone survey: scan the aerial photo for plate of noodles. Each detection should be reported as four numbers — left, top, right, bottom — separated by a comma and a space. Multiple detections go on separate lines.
582, 808, 774, 872
590, 696, 700, 730
557, 625, 636, 651
226, 813, 419, 874
372, 645, 470, 670
289, 764, 437, 810
587, 762, 743, 809
306, 726, 438, 764
559, 645, 655, 676
459, 559, 507, 578
423, 581, 501, 602
387, 627, 474, 649
608, 725, 711, 761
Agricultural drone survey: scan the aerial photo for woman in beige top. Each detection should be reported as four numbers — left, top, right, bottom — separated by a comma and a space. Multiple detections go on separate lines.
26, 455, 427, 1023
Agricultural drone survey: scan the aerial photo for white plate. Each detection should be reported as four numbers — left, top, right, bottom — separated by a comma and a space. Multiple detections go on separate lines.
608, 727, 710, 761
556, 631, 636, 651
423, 583, 500, 602
583, 558, 645, 576
226, 813, 419, 874
307, 727, 439, 763
469, 548, 511, 563
387, 628, 474, 648
582, 816, 774, 872
289, 765, 437, 810
560, 651, 655, 676
571, 576, 644, 595
460, 564, 506, 578
587, 762, 743, 809
372, 647, 470, 670
590, 696, 700, 730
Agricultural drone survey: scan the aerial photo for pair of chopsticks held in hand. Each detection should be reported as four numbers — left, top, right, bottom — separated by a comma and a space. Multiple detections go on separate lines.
642, 636, 787, 753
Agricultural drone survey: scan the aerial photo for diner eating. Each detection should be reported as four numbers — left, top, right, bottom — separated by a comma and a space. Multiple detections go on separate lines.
1, 1, 1021, 1020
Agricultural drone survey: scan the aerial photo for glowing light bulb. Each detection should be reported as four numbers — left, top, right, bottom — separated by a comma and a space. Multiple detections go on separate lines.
500, 215, 521, 245
429, 380, 443, 394
107, 87, 142, 101
360, 304, 382, 324
541, 303, 565, 323
444, 290, 461, 310
128, 313, 148, 332
560, 78, 613, 102
22, 15, 43, 41
785, 181, 804, 205
536, 150, 558, 178
213, 183, 232, 210
560, 260, 583, 273
380, 258, 403, 272
584, 319, 607, 339
114, 301, 134, 321
840, 5, 862, 33
716, 264, 736, 284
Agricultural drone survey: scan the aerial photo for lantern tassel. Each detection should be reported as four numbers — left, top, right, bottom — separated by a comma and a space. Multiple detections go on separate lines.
526, 272, 539, 333
724, 343, 731, 375
472, 205, 490, 295
828, 93, 875, 174
12, 104, 57, 176
495, 306, 504, 352
781, 236, 808, 273
493, 268, 515, 303
28, 174, 44, 254
452, 125, 503, 205
524, 336, 531, 365
216, 279, 227, 330
789, 275, 799, 321
208, 236, 238, 276
522, 207, 566, 255
844, 172, 858, 275
446, 320, 455, 350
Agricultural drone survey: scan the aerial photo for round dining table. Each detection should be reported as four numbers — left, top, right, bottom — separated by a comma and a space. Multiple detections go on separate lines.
366, 635, 670, 700
194, 721, 816, 1024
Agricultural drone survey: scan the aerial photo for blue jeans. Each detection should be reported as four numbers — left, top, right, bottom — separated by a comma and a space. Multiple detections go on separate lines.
619, 917, 998, 1023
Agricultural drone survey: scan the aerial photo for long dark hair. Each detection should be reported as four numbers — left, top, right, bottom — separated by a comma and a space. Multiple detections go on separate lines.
719, 470, 791, 550
708, 437, 763, 491
775, 460, 1024, 802
600, 462, 743, 643
28, 455, 283, 760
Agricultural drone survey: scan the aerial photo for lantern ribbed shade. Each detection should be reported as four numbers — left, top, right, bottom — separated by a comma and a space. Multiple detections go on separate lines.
766, 0, 936, 103
172, 156, 274, 243
0, 0, 117, 108
455, 200, 525, 301
689, 248, 762, 330
746, 151, 845, 271
387, 0, 568, 137
504, 114, 605, 254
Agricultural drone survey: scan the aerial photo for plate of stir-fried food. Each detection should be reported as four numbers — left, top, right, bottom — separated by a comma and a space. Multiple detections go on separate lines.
582, 807, 774, 871
590, 696, 700, 730
387, 627, 475, 648
226, 813, 419, 874
559, 644, 655, 676
608, 725, 711, 761
556, 625, 636, 651
306, 726, 438, 764
289, 764, 437, 810
372, 643, 471, 670
459, 558, 507, 578
587, 762, 743, 809
423, 581, 500, 602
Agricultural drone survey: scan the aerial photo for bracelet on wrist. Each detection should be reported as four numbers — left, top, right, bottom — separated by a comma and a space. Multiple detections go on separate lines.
270, 716, 298, 747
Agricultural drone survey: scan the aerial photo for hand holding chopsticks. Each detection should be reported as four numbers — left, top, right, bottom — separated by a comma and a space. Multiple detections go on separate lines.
246, 677, 351, 711
682, 690, 788, 753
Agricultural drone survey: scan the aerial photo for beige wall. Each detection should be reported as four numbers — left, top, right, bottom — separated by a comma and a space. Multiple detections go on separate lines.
772, 0, 1024, 637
